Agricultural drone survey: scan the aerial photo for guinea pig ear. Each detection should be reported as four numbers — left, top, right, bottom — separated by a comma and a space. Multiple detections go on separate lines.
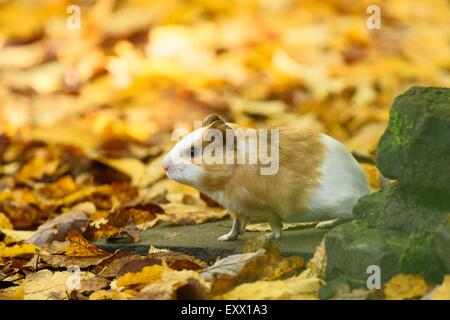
202, 114, 226, 127
207, 117, 235, 150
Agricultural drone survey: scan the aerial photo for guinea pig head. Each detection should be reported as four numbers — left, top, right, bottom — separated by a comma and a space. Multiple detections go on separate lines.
162, 114, 237, 191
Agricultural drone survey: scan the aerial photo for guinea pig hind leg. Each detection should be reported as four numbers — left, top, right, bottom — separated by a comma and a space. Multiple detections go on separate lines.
265, 216, 282, 240
218, 218, 242, 241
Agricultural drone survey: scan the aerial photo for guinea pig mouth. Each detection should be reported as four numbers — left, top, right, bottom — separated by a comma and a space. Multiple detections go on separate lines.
165, 167, 182, 182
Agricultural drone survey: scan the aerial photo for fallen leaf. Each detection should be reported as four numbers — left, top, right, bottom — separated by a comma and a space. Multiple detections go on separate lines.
27, 210, 89, 245
201, 249, 266, 281
0, 286, 24, 300
0, 212, 13, 229
211, 240, 304, 295
0, 243, 36, 258
114, 264, 163, 288
16, 153, 59, 183
136, 266, 210, 300
218, 276, 322, 300
430, 275, 450, 300
21, 269, 99, 300
299, 240, 327, 280
0, 229, 34, 244
384, 274, 429, 300
0, 202, 39, 229
38, 254, 108, 269
61, 230, 108, 257
94, 251, 142, 278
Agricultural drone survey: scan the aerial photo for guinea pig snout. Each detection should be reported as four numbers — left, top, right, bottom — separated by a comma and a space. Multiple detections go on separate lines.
162, 158, 171, 171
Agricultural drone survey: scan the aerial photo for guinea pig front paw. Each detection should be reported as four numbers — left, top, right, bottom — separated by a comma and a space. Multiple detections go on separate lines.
217, 233, 238, 241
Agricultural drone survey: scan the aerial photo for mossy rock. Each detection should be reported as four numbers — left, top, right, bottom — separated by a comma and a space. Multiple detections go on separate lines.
325, 221, 447, 287
376, 87, 450, 194
353, 184, 450, 234
325, 221, 447, 286
435, 224, 450, 272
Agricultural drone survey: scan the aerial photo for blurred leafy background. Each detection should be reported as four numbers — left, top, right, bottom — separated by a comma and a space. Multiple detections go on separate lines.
0, 0, 449, 156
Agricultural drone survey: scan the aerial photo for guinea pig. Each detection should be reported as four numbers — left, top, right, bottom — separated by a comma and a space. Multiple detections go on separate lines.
162, 114, 370, 241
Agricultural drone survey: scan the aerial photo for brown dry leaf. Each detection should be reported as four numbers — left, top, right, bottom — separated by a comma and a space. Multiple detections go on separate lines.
211, 240, 304, 296
384, 274, 429, 300
16, 154, 59, 183
38, 254, 108, 269
27, 210, 89, 245
88, 206, 158, 240
61, 230, 109, 257
117, 223, 141, 243
159, 203, 228, 225
201, 249, 266, 281
78, 276, 110, 293
108, 252, 207, 279
94, 251, 142, 278
21, 269, 100, 300
147, 251, 208, 271
0, 202, 39, 229
218, 276, 322, 300
430, 275, 450, 300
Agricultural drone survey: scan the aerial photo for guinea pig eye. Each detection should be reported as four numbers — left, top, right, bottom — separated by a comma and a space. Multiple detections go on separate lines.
189, 146, 199, 158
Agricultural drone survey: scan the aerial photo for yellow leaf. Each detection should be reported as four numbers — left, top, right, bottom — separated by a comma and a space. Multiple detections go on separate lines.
431, 275, 450, 300
299, 240, 327, 280
0, 286, 24, 300
0, 212, 13, 229
115, 265, 163, 287
361, 163, 382, 192
218, 277, 322, 300
137, 266, 210, 300
384, 274, 429, 300
0, 229, 34, 244
0, 243, 36, 258
21, 269, 98, 300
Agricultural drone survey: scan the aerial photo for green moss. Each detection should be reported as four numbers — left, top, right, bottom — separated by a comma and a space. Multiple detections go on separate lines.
389, 109, 412, 148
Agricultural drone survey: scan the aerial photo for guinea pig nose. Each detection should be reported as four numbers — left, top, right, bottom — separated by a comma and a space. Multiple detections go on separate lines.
162, 159, 171, 171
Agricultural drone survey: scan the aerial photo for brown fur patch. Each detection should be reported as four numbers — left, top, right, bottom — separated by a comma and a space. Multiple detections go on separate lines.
199, 126, 326, 221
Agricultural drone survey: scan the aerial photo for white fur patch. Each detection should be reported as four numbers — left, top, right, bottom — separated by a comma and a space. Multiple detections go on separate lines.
163, 127, 206, 189
306, 134, 370, 220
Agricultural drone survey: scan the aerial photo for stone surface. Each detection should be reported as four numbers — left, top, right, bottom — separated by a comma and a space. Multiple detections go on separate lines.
376, 87, 450, 193
95, 220, 327, 263
325, 221, 448, 285
353, 184, 450, 234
